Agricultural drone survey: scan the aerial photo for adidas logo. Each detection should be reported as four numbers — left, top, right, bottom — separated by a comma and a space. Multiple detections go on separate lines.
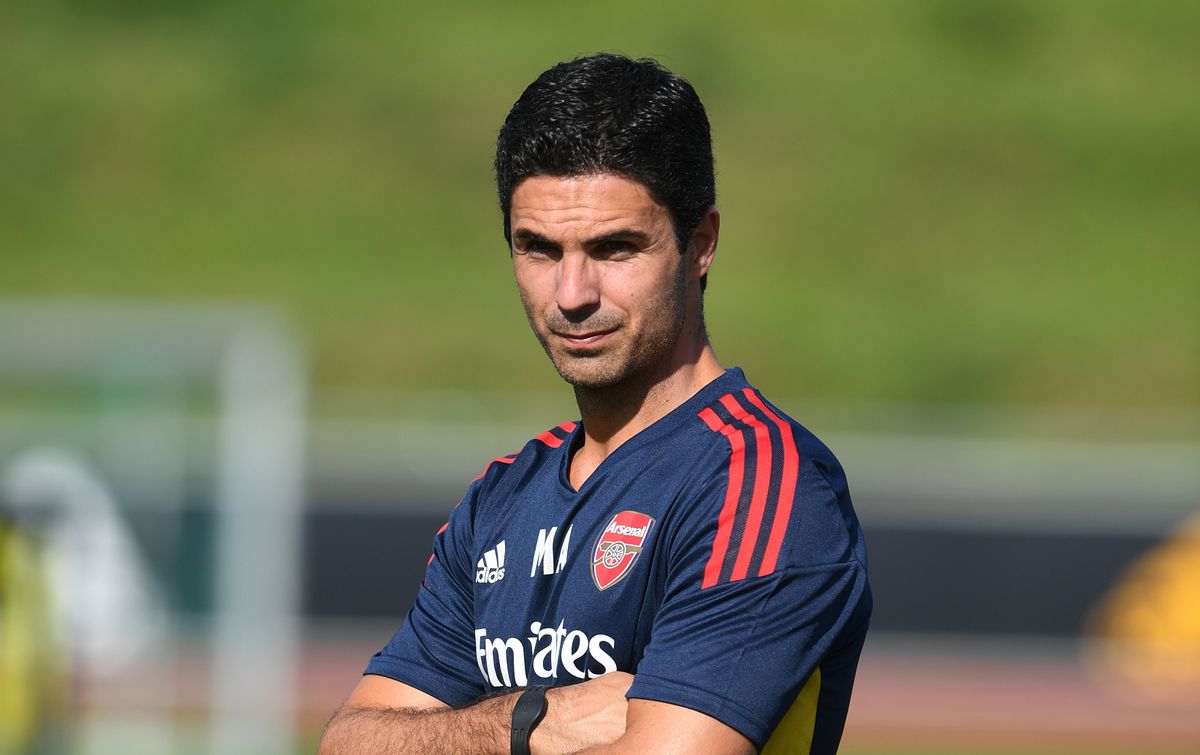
476, 541, 507, 584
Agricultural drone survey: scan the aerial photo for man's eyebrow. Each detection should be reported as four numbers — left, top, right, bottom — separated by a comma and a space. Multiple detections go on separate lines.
512, 229, 558, 247
585, 229, 651, 246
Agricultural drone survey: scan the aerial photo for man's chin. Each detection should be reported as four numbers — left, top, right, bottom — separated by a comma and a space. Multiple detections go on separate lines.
550, 355, 628, 390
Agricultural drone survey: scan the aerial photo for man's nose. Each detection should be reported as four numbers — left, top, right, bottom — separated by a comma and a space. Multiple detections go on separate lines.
555, 252, 601, 317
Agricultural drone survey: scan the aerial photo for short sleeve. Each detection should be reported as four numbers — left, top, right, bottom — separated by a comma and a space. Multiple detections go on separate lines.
627, 471, 870, 749
363, 485, 484, 707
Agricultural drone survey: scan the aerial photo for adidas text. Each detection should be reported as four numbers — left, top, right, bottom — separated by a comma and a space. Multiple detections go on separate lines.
476, 541, 507, 584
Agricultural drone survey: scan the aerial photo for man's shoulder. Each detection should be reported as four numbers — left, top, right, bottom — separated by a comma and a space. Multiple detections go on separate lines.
692, 378, 846, 485
685, 377, 865, 579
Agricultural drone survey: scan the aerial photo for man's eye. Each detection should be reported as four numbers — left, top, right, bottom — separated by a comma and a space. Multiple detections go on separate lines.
598, 241, 636, 256
522, 244, 559, 259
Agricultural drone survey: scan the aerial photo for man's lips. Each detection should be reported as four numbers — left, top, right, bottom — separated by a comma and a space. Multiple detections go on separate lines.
553, 327, 618, 346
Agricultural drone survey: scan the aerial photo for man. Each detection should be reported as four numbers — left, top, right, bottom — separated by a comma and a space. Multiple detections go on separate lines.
320, 53, 871, 755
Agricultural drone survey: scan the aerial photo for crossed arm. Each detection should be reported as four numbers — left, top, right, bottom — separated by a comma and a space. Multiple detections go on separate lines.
318, 672, 756, 755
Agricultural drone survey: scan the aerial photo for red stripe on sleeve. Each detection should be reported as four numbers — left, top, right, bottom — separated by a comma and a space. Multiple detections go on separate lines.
719, 393, 774, 582
698, 406, 725, 432
742, 388, 800, 576
536, 430, 565, 448
558, 421, 578, 433
697, 406, 747, 588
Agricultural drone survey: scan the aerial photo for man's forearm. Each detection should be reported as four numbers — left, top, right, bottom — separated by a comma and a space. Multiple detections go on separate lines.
318, 695, 515, 755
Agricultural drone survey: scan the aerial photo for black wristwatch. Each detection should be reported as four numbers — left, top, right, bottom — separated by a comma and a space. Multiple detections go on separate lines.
510, 685, 549, 755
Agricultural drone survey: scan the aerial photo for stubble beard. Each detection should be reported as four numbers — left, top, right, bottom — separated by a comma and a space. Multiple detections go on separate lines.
521, 269, 689, 395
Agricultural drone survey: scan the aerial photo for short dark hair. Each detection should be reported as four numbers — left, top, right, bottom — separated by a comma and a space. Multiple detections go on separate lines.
495, 53, 715, 262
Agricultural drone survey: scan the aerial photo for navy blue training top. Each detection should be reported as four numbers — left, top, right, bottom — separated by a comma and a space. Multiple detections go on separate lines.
366, 368, 871, 753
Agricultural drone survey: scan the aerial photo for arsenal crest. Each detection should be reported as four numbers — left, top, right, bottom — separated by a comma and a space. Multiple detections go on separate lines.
591, 510, 655, 591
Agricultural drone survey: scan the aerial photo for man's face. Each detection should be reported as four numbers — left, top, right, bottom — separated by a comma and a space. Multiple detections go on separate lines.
509, 173, 693, 390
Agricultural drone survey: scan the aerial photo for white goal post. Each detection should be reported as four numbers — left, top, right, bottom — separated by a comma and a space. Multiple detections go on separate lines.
0, 299, 306, 755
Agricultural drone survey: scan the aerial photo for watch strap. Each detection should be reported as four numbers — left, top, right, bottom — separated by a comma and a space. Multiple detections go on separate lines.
510, 685, 549, 755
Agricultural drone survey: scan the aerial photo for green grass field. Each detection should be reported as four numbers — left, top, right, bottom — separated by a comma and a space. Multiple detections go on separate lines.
2, 0, 1196, 430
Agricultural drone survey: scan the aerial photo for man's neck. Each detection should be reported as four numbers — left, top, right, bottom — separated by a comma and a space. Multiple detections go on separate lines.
567, 345, 724, 490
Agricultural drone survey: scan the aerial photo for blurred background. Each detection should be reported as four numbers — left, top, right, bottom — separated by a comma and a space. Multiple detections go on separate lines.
1, 0, 1196, 753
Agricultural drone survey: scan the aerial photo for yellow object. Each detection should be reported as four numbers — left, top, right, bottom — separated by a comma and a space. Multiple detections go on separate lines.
0, 520, 49, 753
761, 666, 821, 755
1088, 511, 1200, 701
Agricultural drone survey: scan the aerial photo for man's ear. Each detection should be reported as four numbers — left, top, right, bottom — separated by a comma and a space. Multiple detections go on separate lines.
687, 207, 720, 281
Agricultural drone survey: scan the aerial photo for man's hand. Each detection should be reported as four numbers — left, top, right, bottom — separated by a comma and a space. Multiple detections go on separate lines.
530, 671, 633, 754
